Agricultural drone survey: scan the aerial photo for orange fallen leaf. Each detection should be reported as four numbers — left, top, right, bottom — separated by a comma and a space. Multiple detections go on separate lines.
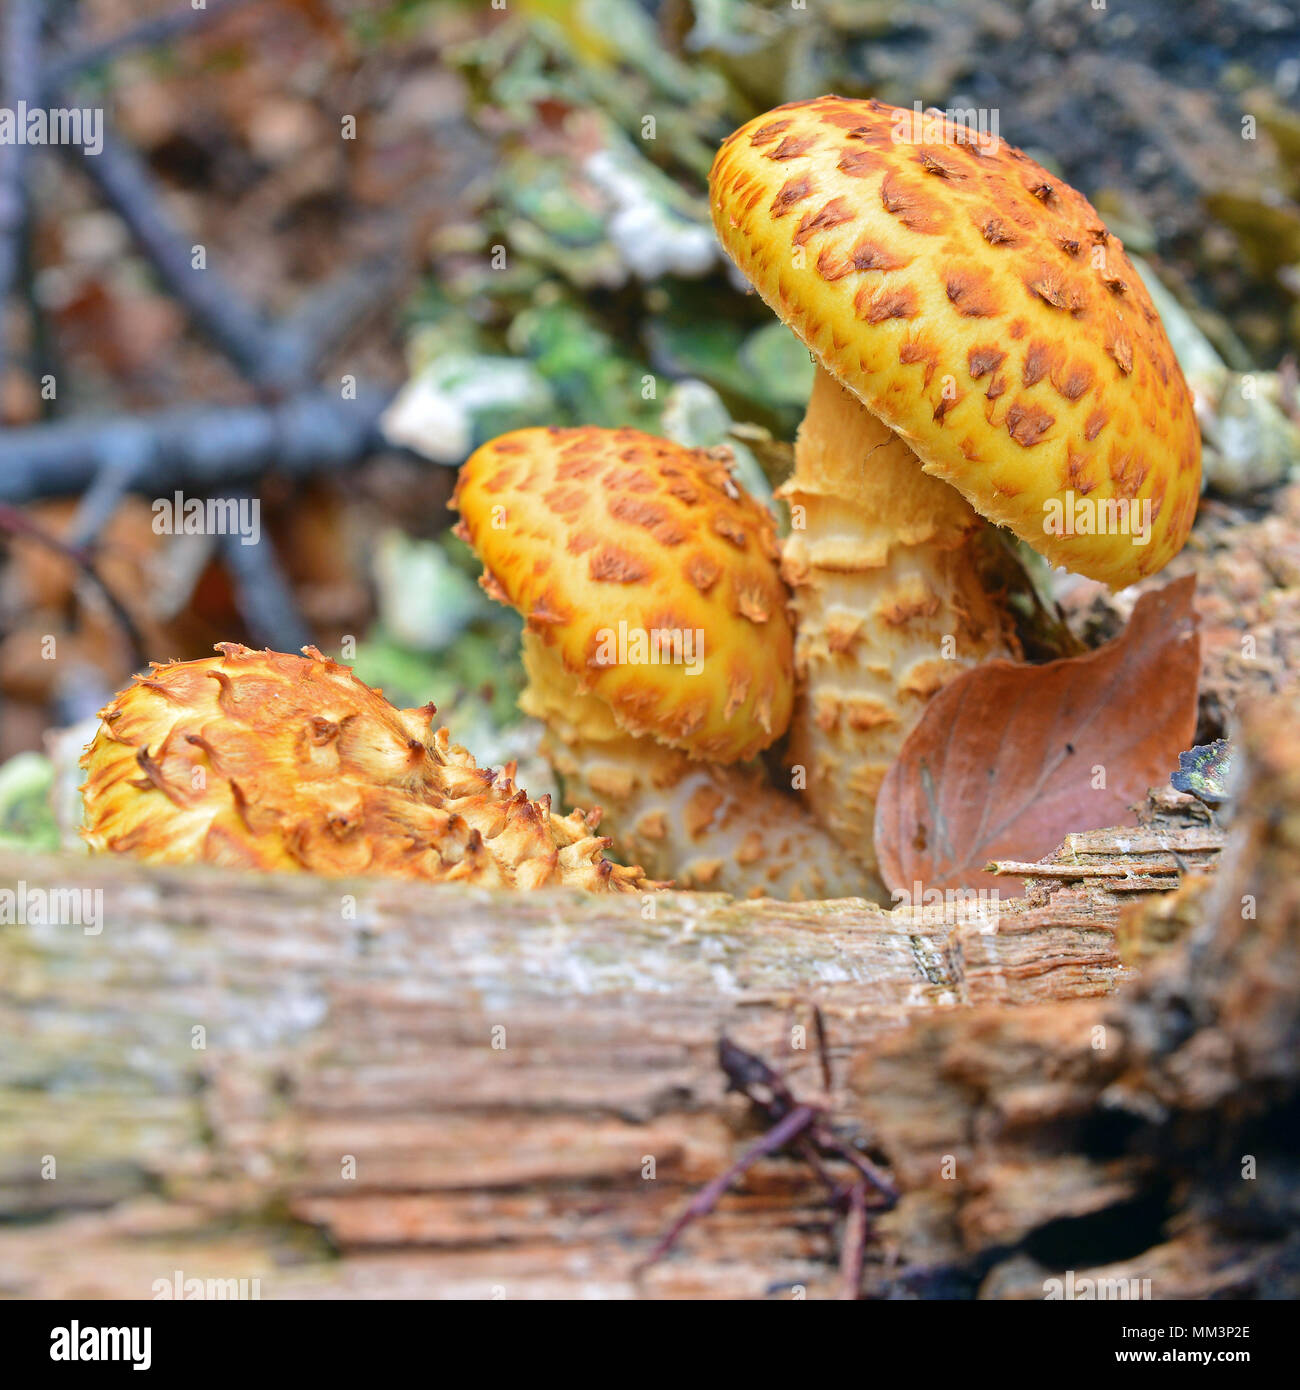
874, 575, 1201, 895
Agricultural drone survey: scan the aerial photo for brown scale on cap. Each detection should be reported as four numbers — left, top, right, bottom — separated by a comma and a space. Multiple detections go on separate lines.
81, 644, 652, 893
712, 95, 1200, 583
454, 427, 869, 901
517, 636, 867, 900
453, 426, 794, 764
710, 96, 1201, 889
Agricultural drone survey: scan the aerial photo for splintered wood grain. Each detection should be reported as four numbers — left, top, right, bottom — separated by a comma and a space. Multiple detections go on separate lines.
0, 769, 1240, 1301
848, 691, 1300, 1300
0, 831, 1148, 1300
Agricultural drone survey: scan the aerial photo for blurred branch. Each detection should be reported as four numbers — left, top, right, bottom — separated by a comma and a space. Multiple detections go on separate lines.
0, 0, 44, 386
63, 427, 158, 550
2, 1, 416, 662
0, 387, 398, 504
216, 489, 314, 653
268, 256, 406, 385
61, 130, 407, 395
43, 0, 254, 93
62, 128, 295, 392
0, 500, 146, 667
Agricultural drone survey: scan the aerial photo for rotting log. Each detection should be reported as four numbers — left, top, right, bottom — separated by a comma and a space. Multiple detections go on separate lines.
0, 714, 1289, 1299
855, 689, 1300, 1299
0, 851, 1129, 1299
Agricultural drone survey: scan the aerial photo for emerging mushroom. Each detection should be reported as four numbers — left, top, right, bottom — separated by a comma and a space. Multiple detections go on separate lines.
82, 643, 651, 892
709, 96, 1201, 879
452, 425, 865, 899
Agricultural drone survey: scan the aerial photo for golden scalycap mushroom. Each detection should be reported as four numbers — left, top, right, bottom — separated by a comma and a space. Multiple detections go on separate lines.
711, 96, 1201, 587
81, 644, 650, 893
517, 630, 867, 900
453, 426, 794, 763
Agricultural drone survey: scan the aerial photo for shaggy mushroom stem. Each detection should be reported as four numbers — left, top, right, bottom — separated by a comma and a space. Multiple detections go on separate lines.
778, 367, 1018, 871
709, 95, 1201, 889
520, 633, 870, 901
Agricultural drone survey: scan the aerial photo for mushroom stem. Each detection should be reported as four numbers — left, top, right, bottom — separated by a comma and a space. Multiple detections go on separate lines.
520, 633, 871, 901
778, 366, 1018, 879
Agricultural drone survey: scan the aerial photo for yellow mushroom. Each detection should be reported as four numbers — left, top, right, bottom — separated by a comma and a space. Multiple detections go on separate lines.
709, 96, 1201, 881
453, 425, 869, 900
82, 643, 651, 892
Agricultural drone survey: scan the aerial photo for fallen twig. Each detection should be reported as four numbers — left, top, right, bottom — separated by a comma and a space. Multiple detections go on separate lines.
640, 1036, 897, 1299
0, 0, 44, 387
986, 812, 1224, 895
990, 859, 1192, 879
0, 500, 146, 667
0, 387, 397, 504
43, 0, 253, 93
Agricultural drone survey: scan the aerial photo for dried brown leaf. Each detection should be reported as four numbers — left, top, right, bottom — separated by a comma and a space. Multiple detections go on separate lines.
874, 576, 1201, 893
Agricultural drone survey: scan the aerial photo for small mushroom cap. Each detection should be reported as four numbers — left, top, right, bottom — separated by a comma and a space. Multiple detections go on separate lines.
80, 644, 650, 892
711, 96, 1201, 589
453, 426, 794, 763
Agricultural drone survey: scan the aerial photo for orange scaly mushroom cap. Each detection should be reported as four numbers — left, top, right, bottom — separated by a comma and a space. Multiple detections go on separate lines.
710, 96, 1201, 588
453, 426, 794, 763
81, 644, 650, 892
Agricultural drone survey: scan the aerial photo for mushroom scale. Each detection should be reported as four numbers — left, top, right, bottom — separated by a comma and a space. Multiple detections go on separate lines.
520, 633, 868, 900
454, 427, 870, 900
453, 424, 794, 764
710, 95, 1201, 584
710, 95, 1202, 883
81, 643, 651, 893
780, 366, 1017, 862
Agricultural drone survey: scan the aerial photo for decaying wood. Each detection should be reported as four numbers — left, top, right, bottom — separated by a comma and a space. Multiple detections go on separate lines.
0, 858, 1120, 1298
0, 711, 1284, 1299
991, 785, 1222, 886
989, 785, 1223, 968
853, 689, 1300, 1299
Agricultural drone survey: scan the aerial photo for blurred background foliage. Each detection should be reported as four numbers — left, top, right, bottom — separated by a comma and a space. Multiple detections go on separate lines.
2, 0, 1299, 844
403, 0, 1300, 436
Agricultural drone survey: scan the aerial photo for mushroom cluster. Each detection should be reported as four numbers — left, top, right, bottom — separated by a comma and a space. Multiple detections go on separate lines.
708, 96, 1201, 884
452, 426, 860, 899
78, 98, 1202, 908
81, 643, 651, 892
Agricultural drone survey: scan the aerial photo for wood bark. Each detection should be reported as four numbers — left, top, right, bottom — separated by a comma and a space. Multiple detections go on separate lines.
1, 695, 1293, 1300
